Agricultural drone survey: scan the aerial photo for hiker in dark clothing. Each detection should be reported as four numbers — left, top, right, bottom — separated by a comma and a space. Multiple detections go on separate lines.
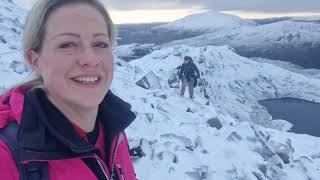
178, 56, 200, 99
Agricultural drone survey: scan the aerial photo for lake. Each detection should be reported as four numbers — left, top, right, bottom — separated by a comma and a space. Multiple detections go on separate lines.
259, 98, 320, 137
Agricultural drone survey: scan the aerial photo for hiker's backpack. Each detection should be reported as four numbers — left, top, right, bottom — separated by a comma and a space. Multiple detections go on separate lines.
0, 122, 49, 180
183, 64, 196, 80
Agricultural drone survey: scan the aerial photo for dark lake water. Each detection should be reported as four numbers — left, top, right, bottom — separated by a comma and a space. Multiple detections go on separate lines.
259, 98, 320, 137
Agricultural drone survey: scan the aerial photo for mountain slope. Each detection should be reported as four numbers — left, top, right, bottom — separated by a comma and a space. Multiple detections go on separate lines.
117, 12, 320, 68
111, 44, 320, 179
162, 19, 320, 68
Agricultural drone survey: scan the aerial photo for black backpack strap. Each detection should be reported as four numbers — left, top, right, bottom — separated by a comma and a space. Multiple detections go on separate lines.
0, 122, 49, 180
22, 162, 50, 180
0, 122, 24, 172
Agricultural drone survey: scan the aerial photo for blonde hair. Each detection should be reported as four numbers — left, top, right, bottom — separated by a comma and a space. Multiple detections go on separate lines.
18, 0, 117, 90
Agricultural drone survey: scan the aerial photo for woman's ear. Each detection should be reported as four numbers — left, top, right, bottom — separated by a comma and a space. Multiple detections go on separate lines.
26, 50, 42, 75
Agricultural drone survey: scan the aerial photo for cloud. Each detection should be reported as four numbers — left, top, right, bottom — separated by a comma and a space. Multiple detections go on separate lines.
16, 0, 320, 13
105, 0, 320, 13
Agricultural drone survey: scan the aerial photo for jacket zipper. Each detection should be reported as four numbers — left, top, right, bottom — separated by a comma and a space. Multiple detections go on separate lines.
96, 158, 110, 180
117, 164, 125, 180
110, 132, 124, 180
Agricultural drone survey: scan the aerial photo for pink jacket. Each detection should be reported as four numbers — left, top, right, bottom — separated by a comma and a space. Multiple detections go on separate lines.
0, 88, 137, 180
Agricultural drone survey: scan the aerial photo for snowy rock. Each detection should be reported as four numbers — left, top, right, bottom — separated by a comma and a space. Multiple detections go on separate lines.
152, 91, 167, 99
135, 71, 161, 89
185, 165, 209, 180
9, 60, 28, 74
140, 138, 154, 159
157, 151, 178, 163
167, 68, 180, 88
114, 43, 159, 62
145, 113, 154, 122
268, 119, 293, 131
227, 131, 242, 142
265, 162, 287, 180
277, 152, 290, 164
160, 133, 193, 148
269, 139, 294, 164
206, 117, 222, 129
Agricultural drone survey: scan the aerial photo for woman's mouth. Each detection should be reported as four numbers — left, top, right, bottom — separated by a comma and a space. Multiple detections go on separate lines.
71, 76, 101, 85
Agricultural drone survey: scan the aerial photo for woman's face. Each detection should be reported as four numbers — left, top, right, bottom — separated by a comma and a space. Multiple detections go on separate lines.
28, 3, 114, 111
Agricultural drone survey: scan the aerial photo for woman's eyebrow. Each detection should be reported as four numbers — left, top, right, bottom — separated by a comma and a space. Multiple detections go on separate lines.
93, 33, 109, 38
50, 32, 109, 40
50, 32, 80, 40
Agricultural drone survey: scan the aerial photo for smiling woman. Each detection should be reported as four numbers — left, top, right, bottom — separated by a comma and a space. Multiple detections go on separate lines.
0, 0, 137, 180
28, 4, 115, 121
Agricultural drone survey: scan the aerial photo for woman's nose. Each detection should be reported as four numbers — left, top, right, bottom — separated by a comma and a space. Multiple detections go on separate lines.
77, 47, 100, 67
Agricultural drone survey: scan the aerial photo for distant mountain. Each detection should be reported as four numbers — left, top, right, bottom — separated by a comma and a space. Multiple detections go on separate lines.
290, 16, 320, 23
113, 43, 159, 61
250, 16, 320, 25
250, 17, 292, 25
117, 22, 202, 45
158, 14, 320, 68
116, 11, 256, 46
153, 11, 257, 33
117, 12, 320, 68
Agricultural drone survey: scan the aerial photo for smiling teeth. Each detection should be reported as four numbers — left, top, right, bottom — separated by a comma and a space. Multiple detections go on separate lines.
73, 77, 99, 83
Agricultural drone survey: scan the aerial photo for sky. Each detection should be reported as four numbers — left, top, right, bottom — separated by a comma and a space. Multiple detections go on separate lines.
15, 0, 320, 24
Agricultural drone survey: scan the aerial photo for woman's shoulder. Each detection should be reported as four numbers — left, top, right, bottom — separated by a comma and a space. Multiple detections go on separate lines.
0, 87, 28, 126
0, 87, 25, 179
0, 140, 19, 179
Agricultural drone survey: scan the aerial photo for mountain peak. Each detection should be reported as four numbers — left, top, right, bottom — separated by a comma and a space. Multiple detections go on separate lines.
154, 10, 256, 33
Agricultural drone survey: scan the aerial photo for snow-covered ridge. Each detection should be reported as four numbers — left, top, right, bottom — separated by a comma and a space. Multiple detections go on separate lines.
290, 16, 320, 22
160, 16, 320, 68
128, 45, 320, 123
153, 11, 257, 33
113, 43, 159, 62
164, 20, 320, 48
152, 11, 320, 68
111, 45, 320, 179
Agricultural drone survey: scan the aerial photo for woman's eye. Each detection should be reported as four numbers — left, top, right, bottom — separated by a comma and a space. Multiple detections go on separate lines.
59, 42, 77, 49
94, 42, 109, 48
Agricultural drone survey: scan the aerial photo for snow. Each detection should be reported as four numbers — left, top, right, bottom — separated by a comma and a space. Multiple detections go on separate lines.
153, 11, 257, 33
112, 44, 320, 179
0, 0, 27, 89
250, 57, 320, 79
113, 43, 159, 62
163, 20, 320, 49
1, 1, 320, 179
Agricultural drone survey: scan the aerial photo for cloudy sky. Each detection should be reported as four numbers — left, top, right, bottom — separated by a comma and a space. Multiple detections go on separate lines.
16, 0, 320, 24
